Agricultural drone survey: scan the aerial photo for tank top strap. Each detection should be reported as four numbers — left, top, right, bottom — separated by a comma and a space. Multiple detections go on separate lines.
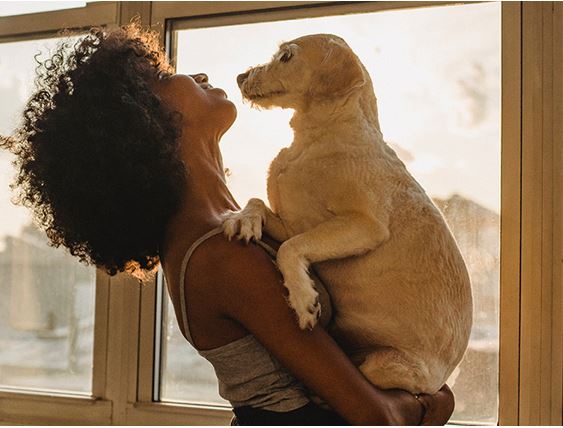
254, 238, 278, 259
178, 226, 224, 345
178, 226, 280, 346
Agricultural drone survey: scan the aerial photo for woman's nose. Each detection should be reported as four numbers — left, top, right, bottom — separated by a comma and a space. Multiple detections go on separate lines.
237, 71, 250, 87
191, 73, 208, 83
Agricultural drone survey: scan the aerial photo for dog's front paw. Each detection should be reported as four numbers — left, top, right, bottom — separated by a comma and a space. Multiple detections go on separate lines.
221, 209, 263, 243
277, 242, 321, 329
286, 280, 321, 330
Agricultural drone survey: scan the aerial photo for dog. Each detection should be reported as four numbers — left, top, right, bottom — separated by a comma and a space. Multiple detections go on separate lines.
222, 34, 473, 394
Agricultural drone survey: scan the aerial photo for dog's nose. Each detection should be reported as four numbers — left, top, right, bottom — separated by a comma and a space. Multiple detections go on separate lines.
237, 71, 250, 87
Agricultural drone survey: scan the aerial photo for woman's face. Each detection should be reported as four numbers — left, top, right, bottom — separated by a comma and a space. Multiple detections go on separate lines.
155, 73, 237, 140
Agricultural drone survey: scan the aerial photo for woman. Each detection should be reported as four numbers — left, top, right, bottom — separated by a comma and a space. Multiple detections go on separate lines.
2, 23, 454, 425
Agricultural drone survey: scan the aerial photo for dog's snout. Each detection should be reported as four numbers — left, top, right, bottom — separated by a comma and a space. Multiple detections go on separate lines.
237, 71, 250, 87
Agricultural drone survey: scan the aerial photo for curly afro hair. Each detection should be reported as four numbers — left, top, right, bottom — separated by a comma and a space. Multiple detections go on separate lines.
1, 22, 187, 278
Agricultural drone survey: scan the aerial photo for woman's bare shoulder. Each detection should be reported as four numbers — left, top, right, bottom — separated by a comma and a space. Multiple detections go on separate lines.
187, 232, 282, 295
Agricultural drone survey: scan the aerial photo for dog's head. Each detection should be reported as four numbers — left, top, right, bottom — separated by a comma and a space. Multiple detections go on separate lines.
237, 34, 367, 110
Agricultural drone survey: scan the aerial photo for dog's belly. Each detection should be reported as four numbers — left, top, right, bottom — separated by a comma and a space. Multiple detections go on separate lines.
313, 231, 473, 368
315, 257, 423, 349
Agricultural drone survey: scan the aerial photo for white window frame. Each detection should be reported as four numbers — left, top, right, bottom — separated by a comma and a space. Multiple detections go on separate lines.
0, 1, 561, 425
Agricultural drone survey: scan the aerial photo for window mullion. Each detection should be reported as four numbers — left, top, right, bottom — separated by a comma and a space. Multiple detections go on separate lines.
92, 270, 111, 398
101, 273, 142, 424
137, 275, 159, 403
499, 2, 523, 426
519, 1, 562, 425
551, 3, 563, 424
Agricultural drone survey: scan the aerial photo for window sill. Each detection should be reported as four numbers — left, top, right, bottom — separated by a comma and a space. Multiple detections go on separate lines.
0, 389, 112, 425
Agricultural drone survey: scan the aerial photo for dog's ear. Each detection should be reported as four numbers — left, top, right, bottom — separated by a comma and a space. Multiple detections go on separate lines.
313, 39, 366, 98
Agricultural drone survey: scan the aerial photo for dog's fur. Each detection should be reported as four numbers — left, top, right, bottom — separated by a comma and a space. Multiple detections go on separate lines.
223, 34, 473, 394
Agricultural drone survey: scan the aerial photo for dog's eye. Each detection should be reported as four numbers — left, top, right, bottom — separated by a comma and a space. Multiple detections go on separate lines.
279, 51, 293, 63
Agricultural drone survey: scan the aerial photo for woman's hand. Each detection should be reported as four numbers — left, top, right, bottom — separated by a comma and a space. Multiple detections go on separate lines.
418, 384, 455, 425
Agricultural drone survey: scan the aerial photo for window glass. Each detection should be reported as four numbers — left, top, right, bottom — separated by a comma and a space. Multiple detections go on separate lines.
160, 294, 229, 405
0, 37, 96, 394
0, 1, 87, 17
161, 3, 500, 423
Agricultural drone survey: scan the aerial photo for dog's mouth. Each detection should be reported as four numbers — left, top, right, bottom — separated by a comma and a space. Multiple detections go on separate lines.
244, 90, 286, 101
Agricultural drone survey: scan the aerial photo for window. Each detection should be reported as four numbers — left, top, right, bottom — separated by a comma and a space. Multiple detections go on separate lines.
0, 37, 96, 394
0, 2, 117, 424
0, 2, 561, 426
159, 3, 501, 424
159, 279, 228, 405
158, 2, 502, 424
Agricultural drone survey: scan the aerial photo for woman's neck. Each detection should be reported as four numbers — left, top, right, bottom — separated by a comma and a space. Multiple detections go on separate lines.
161, 134, 239, 258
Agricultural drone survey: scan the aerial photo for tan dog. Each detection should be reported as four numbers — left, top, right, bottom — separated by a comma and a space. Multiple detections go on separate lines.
223, 34, 472, 394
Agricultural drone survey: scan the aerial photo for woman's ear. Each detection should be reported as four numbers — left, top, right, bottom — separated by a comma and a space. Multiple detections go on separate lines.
313, 38, 366, 98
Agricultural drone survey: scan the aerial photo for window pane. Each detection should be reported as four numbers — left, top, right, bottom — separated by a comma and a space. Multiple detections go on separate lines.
160, 291, 229, 405
0, 1, 87, 17
0, 37, 96, 394
162, 3, 500, 423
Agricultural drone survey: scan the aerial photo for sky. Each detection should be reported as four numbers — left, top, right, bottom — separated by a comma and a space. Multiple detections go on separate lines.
0, 2, 500, 242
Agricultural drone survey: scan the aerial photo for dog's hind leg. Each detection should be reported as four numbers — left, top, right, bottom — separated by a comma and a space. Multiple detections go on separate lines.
359, 347, 439, 394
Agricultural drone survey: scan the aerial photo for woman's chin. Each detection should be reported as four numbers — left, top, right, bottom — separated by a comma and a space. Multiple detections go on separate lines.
210, 87, 229, 98
223, 100, 238, 131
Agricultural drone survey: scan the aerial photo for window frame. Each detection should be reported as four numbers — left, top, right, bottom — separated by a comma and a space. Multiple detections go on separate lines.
0, 1, 561, 425
515, 2, 563, 424
0, 1, 118, 42
0, 2, 118, 425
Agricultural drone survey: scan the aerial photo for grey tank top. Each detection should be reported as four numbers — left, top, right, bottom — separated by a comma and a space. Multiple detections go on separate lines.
178, 227, 333, 412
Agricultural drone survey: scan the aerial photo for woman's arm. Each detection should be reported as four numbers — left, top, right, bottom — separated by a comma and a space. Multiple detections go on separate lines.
209, 237, 424, 425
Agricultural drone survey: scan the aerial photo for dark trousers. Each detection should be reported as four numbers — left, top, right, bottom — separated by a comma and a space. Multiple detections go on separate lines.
231, 402, 349, 426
